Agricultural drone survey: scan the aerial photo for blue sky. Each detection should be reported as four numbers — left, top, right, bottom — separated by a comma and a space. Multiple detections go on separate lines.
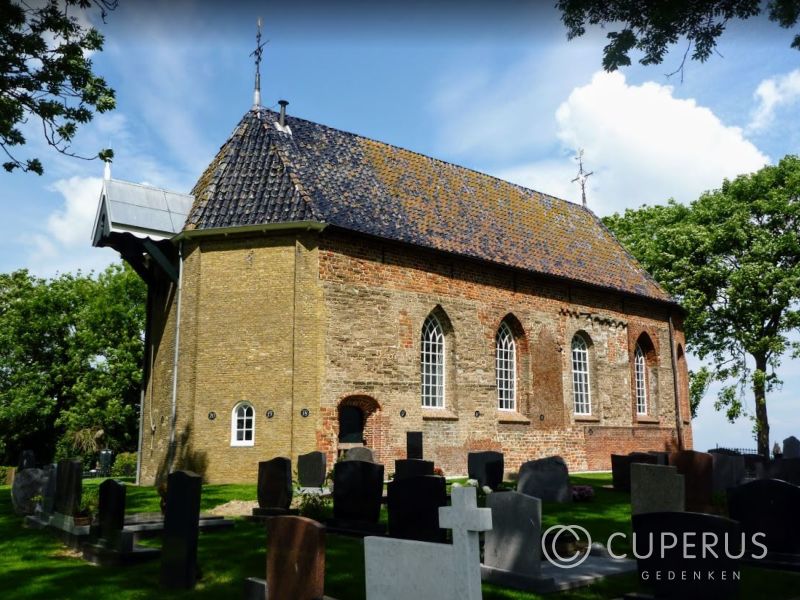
2, 1, 799, 453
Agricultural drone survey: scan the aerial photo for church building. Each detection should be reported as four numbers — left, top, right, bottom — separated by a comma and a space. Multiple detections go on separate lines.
93, 102, 692, 485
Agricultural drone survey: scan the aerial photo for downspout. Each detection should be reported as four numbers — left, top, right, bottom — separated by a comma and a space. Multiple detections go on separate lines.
668, 314, 685, 450
167, 242, 184, 472
135, 283, 154, 485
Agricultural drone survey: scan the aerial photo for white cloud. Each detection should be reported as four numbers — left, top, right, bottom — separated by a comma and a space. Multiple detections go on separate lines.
496, 71, 769, 215
748, 69, 800, 132
27, 176, 118, 276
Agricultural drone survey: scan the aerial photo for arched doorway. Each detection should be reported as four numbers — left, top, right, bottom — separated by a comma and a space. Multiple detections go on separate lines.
338, 405, 364, 444
337, 395, 383, 456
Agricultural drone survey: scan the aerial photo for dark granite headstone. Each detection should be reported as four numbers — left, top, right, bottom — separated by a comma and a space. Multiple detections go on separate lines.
482, 491, 553, 591
254, 457, 293, 516
54, 459, 83, 516
784, 436, 800, 459
632, 511, 742, 600
328, 460, 385, 535
728, 478, 800, 562
407, 431, 423, 460
160, 470, 202, 589
517, 456, 571, 503
10, 467, 44, 515
343, 447, 375, 462
611, 452, 658, 492
97, 479, 126, 540
741, 453, 767, 479
647, 451, 670, 465
710, 452, 745, 493
98, 450, 114, 477
668, 450, 713, 512
297, 451, 326, 488
393, 459, 434, 481
18, 450, 36, 471
467, 451, 504, 490
266, 516, 326, 600
41, 464, 57, 516
768, 457, 800, 485
387, 475, 446, 542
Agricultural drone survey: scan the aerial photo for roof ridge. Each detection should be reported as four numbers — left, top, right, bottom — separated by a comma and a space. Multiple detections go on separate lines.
263, 109, 581, 211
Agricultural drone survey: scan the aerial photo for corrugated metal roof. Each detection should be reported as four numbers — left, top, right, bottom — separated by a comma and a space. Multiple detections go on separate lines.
93, 179, 194, 244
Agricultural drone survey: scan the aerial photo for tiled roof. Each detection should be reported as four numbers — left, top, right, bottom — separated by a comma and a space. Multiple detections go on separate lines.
187, 110, 672, 303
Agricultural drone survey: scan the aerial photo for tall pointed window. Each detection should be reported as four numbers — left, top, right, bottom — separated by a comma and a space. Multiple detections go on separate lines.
634, 344, 648, 415
231, 402, 254, 446
421, 314, 445, 408
496, 322, 516, 410
571, 334, 591, 415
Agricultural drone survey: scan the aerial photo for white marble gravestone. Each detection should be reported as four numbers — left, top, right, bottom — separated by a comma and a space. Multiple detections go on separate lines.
364, 486, 492, 600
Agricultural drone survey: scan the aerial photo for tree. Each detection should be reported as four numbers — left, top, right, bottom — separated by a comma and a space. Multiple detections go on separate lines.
603, 156, 800, 457
0, 263, 145, 464
0, 0, 117, 175
557, 0, 800, 76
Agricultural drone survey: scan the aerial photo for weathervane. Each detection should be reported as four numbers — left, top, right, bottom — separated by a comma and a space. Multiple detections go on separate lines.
571, 149, 593, 208
250, 17, 267, 109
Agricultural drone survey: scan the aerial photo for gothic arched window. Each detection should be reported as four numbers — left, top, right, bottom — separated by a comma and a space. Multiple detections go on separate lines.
421, 314, 445, 408
571, 334, 592, 415
634, 344, 648, 415
496, 322, 517, 411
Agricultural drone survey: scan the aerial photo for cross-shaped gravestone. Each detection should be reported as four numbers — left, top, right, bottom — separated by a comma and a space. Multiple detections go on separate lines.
365, 485, 491, 600
439, 486, 493, 598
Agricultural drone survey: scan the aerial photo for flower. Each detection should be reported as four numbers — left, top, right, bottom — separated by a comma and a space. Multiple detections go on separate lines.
466, 478, 478, 487
482, 485, 493, 495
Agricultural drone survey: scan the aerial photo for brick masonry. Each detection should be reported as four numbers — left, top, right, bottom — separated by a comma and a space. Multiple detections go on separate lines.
138, 227, 691, 484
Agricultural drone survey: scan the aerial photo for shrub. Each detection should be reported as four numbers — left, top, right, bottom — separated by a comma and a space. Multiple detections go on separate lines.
0, 466, 12, 484
80, 486, 99, 516
111, 452, 137, 477
297, 492, 331, 522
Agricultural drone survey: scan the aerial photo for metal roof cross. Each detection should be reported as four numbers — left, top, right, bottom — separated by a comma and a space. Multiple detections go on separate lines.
571, 149, 594, 208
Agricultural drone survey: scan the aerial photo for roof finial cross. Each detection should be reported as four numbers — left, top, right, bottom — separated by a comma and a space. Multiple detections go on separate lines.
571, 149, 593, 208
250, 17, 267, 110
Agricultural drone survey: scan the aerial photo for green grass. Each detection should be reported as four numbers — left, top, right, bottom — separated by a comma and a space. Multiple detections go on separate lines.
2, 474, 800, 599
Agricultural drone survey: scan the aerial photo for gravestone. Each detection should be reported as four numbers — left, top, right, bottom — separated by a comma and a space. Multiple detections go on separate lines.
18, 450, 36, 471
394, 459, 434, 481
97, 479, 126, 540
467, 451, 504, 490
783, 436, 800, 459
768, 457, 800, 485
387, 475, 447, 542
517, 456, 571, 503
611, 452, 658, 492
10, 467, 44, 516
407, 431, 423, 460
41, 464, 57, 516
54, 459, 83, 516
253, 457, 295, 517
343, 447, 375, 463
668, 450, 713, 512
160, 470, 202, 589
728, 478, 800, 565
98, 450, 114, 477
632, 512, 742, 600
630, 463, 685, 515
247, 516, 325, 600
710, 452, 745, 493
481, 491, 553, 590
328, 460, 385, 535
365, 486, 492, 600
742, 453, 767, 479
297, 451, 326, 489
646, 451, 670, 465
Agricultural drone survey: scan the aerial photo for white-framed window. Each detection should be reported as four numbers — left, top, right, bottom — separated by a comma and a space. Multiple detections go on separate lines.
571, 334, 591, 415
421, 314, 445, 408
496, 322, 516, 411
231, 402, 254, 446
634, 344, 648, 415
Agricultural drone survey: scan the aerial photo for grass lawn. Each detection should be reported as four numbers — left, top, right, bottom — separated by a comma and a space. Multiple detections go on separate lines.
2, 473, 800, 599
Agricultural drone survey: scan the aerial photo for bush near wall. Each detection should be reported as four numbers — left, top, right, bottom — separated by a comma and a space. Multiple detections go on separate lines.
111, 452, 137, 477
